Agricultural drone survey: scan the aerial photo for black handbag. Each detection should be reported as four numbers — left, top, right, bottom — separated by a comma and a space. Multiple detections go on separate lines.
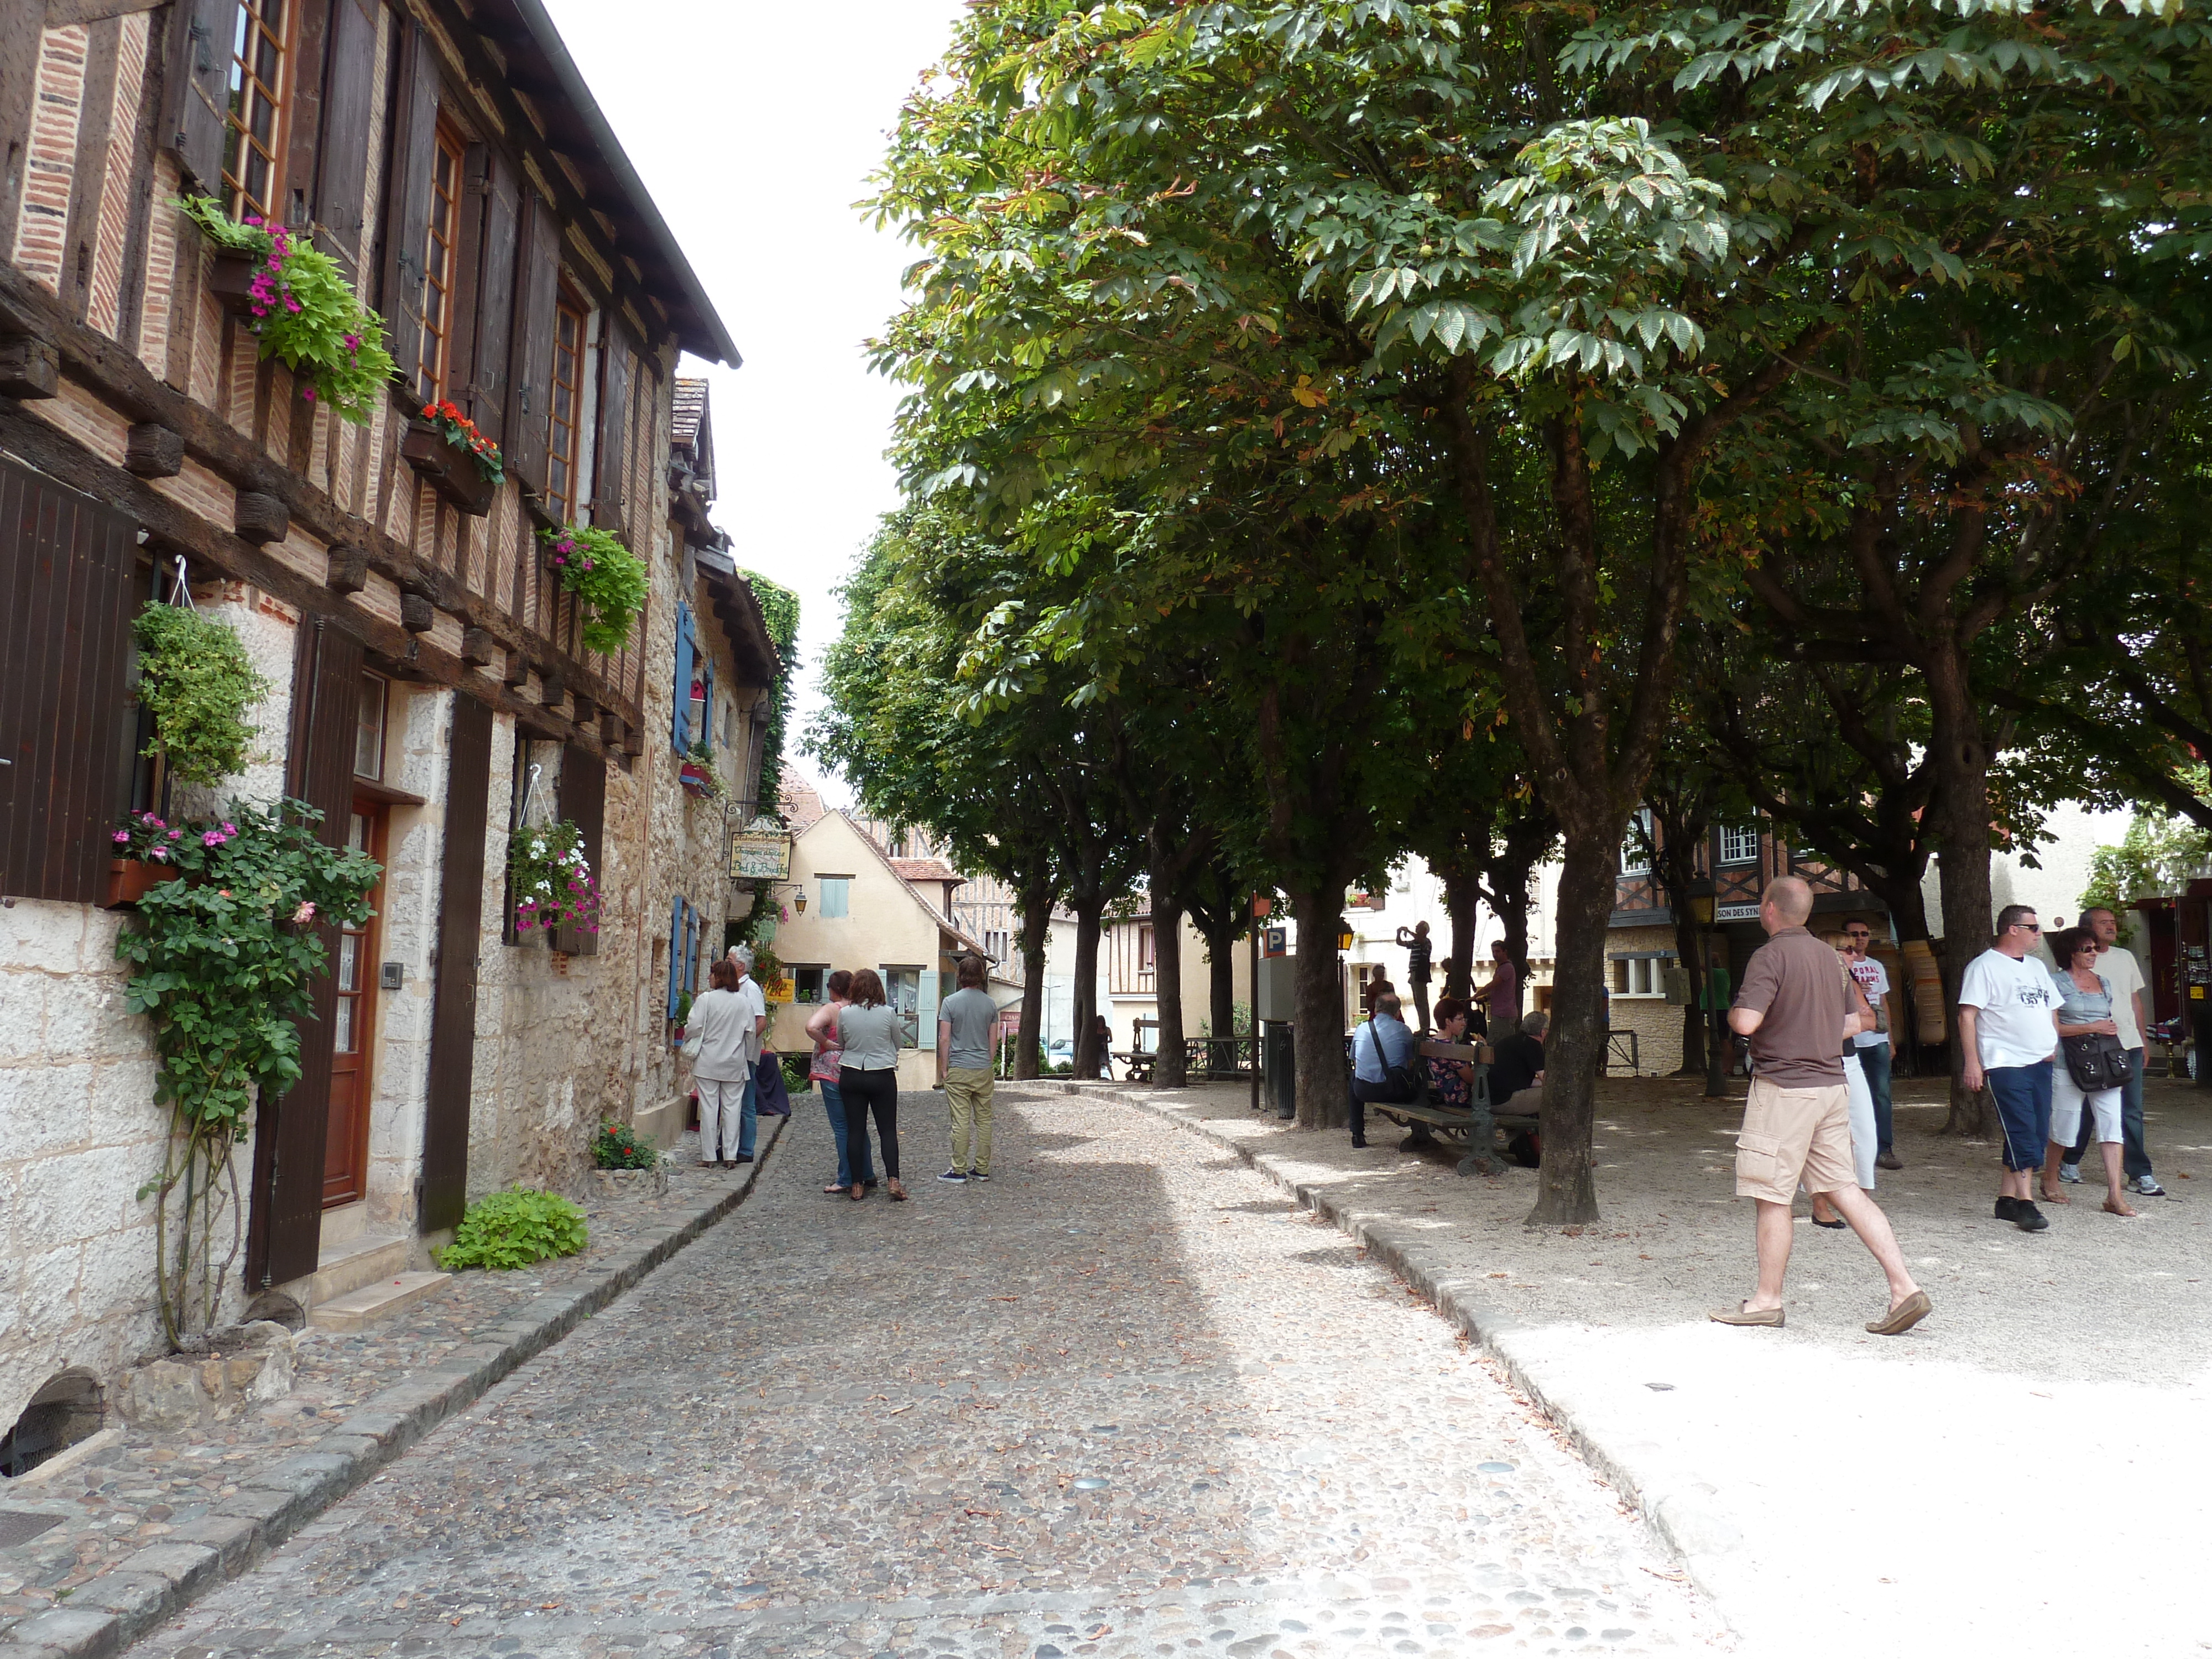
2060, 1032, 2129, 1092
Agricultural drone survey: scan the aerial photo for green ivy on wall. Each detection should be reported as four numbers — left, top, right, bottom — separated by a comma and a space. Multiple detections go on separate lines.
732, 570, 799, 952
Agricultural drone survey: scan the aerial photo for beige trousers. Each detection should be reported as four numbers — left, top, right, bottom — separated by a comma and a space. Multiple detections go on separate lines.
945, 1066, 995, 1175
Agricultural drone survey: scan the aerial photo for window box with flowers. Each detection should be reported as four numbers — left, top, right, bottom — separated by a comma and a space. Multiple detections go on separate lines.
404, 401, 503, 517
678, 739, 723, 801
106, 811, 195, 909
538, 525, 648, 654
173, 196, 397, 422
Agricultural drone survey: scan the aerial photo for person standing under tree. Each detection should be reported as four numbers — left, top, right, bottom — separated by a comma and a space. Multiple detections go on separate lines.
937, 955, 999, 1184
1958, 905, 2062, 1233
2059, 906, 2164, 1198
1840, 917, 1902, 1171
1396, 920, 1434, 1032
1481, 938, 1520, 1038
1712, 877, 1931, 1334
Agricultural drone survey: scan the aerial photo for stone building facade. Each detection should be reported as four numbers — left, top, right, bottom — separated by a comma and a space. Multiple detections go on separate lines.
0, 1, 770, 1464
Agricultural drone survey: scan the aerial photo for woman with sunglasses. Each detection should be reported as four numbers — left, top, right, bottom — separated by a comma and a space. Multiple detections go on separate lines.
2039, 927, 2136, 1217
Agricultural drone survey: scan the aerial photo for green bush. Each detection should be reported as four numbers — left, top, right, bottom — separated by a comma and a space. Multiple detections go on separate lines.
435, 1187, 588, 1271
780, 1053, 813, 1094
590, 1120, 661, 1170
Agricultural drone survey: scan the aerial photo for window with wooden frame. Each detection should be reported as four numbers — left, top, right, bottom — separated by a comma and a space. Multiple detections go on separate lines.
544, 289, 589, 520
354, 672, 388, 780
413, 119, 468, 401
221, 0, 294, 221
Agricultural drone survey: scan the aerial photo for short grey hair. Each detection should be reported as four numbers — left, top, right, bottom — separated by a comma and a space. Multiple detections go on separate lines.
1521, 1009, 1550, 1039
727, 943, 754, 970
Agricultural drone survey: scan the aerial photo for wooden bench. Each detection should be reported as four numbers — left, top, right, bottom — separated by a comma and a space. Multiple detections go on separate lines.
1357, 1039, 1538, 1177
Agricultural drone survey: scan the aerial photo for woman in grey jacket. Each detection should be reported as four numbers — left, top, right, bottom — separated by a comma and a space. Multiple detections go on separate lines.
684, 959, 756, 1167
836, 968, 906, 1202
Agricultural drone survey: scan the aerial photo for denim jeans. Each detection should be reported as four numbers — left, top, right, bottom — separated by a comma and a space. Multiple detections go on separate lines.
1857, 1040, 1894, 1152
820, 1079, 873, 1187
1986, 1061, 2053, 1172
2067, 1046, 2151, 1180
735, 1071, 758, 1159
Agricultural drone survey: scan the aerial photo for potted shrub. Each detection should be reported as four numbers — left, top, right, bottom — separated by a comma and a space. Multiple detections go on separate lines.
133, 599, 269, 782
106, 810, 191, 909
173, 196, 397, 422
538, 525, 648, 654
404, 399, 503, 516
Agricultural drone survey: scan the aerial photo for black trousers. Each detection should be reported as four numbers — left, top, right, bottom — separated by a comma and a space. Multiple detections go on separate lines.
1349, 1073, 1415, 1138
839, 1067, 900, 1179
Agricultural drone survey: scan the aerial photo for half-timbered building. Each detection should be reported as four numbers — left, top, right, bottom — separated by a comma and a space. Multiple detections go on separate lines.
0, 0, 767, 1448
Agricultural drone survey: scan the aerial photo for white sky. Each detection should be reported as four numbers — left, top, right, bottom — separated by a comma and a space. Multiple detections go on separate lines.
538, 0, 971, 807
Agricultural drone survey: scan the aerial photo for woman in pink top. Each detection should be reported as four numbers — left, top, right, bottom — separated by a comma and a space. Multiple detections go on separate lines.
805, 971, 874, 1194
1483, 940, 1520, 1035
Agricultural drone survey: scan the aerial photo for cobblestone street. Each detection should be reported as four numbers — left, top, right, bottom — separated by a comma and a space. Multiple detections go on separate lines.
129, 1091, 1722, 1659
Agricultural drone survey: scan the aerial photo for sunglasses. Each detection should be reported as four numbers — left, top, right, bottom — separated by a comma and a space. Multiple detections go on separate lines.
2013, 921, 2042, 933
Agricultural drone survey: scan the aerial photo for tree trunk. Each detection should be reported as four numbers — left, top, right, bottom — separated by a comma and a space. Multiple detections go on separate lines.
1071, 898, 1105, 1079
1208, 927, 1238, 1046
1012, 888, 1051, 1081
1151, 897, 1190, 1088
1286, 886, 1348, 1129
1672, 901, 1708, 1077
1927, 650, 1994, 1136
1441, 862, 1478, 1003
1528, 830, 1613, 1226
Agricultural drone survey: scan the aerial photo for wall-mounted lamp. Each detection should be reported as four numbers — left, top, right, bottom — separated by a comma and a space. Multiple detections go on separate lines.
792, 889, 807, 914
1337, 924, 1355, 953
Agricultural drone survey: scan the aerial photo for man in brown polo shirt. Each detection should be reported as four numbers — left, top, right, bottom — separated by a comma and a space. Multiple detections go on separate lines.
1713, 877, 1932, 1335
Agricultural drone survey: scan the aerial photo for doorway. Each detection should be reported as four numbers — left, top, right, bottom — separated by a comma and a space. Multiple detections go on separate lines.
324, 799, 386, 1208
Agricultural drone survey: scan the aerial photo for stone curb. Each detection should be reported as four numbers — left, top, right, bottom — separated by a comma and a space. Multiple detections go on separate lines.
0, 1114, 787, 1659
1014, 1081, 1747, 1629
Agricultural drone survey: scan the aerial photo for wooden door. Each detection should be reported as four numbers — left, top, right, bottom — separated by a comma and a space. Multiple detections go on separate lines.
323, 800, 384, 1207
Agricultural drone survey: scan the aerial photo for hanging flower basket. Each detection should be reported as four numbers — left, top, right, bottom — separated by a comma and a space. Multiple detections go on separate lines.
538, 524, 648, 654
403, 415, 497, 517
207, 251, 264, 320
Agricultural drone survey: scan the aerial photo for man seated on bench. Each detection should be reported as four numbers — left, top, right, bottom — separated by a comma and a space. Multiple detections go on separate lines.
1348, 992, 1417, 1150
1488, 1008, 1548, 1109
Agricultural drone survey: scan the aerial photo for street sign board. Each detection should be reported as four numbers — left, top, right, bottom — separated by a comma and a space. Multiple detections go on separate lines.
731, 828, 791, 881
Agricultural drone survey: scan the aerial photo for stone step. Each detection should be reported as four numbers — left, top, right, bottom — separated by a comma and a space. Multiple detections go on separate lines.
310, 1232, 411, 1305
306, 1270, 452, 1333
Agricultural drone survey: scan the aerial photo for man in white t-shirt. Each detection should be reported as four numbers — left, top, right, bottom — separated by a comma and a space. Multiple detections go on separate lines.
1957, 905, 2061, 1232
1841, 917, 1900, 1170
726, 946, 769, 1163
2059, 906, 2164, 1197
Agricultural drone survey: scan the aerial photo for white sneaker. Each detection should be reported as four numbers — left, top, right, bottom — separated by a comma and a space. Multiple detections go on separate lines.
2057, 1164, 2083, 1184
2133, 1175, 2166, 1197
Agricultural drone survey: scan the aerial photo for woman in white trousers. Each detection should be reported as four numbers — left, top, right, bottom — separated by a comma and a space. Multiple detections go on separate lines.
1812, 952, 1881, 1225
683, 958, 754, 1167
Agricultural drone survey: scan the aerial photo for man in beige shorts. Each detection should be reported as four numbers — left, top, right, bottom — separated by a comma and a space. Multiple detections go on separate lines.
1713, 877, 1932, 1335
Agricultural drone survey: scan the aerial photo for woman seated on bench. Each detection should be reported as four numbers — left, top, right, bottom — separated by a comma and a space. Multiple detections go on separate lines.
1429, 997, 1477, 1110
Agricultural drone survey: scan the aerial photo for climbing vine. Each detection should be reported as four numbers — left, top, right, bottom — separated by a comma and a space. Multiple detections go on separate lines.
116, 800, 380, 1347
731, 571, 799, 950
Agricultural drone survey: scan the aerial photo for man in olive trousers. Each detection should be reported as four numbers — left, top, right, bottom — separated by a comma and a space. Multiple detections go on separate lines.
937, 954, 1000, 1183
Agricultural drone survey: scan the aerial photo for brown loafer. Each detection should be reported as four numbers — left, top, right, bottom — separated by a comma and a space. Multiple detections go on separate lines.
1866, 1289, 1932, 1335
1709, 1302, 1784, 1328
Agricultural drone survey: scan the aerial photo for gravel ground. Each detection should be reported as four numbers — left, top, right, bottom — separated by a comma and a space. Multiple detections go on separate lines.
123, 1088, 1727, 1659
0, 1131, 763, 1629
1102, 1071, 2212, 1656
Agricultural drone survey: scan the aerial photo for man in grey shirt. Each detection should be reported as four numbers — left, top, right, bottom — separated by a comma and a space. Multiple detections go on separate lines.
937, 954, 1001, 1183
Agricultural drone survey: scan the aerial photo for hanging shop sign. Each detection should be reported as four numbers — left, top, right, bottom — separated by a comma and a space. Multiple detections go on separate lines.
730, 819, 791, 881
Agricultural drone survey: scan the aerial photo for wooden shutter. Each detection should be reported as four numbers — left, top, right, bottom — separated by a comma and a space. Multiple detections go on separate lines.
592, 313, 635, 542
163, 0, 242, 192
666, 895, 685, 1018
464, 148, 520, 445
670, 602, 694, 752
279, 0, 332, 233
377, 19, 440, 394
419, 690, 491, 1234
503, 189, 559, 492
0, 457, 139, 903
310, 0, 379, 276
248, 615, 364, 1288
551, 740, 604, 956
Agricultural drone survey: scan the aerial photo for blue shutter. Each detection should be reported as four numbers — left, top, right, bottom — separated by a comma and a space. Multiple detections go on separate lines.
684, 901, 700, 997
702, 659, 717, 754
667, 896, 685, 1017
671, 603, 695, 752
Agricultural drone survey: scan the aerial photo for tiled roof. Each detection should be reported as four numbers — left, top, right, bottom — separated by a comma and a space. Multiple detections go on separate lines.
779, 770, 826, 833
671, 378, 708, 449
891, 858, 963, 885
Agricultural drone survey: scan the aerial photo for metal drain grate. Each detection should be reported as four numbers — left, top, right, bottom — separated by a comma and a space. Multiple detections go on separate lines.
0, 1510, 64, 1548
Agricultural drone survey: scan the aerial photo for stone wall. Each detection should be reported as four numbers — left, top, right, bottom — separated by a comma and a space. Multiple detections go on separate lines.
1605, 923, 1682, 1075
